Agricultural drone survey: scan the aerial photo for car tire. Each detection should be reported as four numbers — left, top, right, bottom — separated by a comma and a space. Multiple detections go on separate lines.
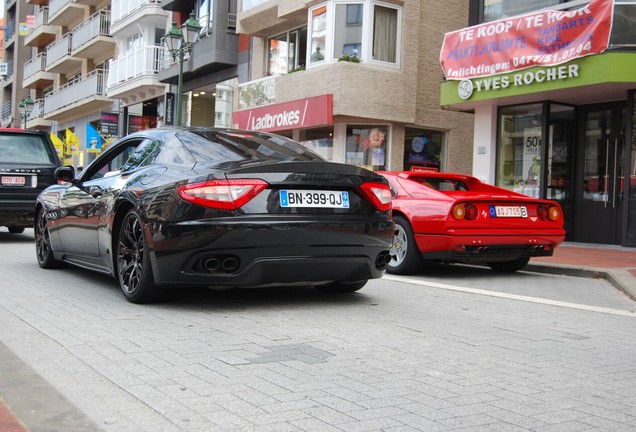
316, 280, 368, 293
116, 209, 159, 304
8, 226, 25, 234
488, 257, 530, 272
387, 215, 423, 275
34, 207, 63, 269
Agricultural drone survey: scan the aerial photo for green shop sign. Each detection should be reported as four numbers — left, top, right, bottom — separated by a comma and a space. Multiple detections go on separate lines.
440, 52, 636, 106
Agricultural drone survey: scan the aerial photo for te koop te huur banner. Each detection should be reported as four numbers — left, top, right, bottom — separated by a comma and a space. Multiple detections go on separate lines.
440, 0, 614, 80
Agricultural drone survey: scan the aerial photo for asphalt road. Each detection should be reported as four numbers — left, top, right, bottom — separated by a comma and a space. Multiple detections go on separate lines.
1, 228, 635, 432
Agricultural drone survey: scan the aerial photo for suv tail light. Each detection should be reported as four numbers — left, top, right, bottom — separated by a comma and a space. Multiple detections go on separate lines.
359, 182, 392, 211
178, 179, 268, 210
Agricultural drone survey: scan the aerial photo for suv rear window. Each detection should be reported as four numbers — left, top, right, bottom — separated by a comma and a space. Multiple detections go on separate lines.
0, 133, 59, 164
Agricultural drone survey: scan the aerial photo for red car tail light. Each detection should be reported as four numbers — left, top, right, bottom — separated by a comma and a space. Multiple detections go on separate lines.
359, 182, 392, 211
451, 203, 477, 220
548, 205, 560, 221
537, 206, 548, 220
177, 179, 268, 210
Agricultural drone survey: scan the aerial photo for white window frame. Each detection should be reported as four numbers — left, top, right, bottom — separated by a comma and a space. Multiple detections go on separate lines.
307, 0, 402, 69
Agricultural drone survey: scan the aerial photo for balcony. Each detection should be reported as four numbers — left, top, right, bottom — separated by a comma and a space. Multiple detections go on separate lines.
1, 101, 13, 127
48, 0, 89, 28
107, 45, 166, 105
237, 0, 306, 37
2, 60, 15, 86
236, 61, 415, 123
25, 99, 53, 130
110, 0, 167, 36
23, 54, 56, 89
25, 8, 57, 48
43, 69, 112, 122
71, 10, 115, 59
4, 19, 16, 48
46, 34, 83, 75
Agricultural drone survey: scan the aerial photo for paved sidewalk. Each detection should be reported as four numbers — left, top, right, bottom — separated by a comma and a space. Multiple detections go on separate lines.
529, 241, 636, 301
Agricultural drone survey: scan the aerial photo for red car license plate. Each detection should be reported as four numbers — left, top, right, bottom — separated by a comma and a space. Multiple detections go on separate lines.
491, 205, 527, 218
1, 176, 26, 187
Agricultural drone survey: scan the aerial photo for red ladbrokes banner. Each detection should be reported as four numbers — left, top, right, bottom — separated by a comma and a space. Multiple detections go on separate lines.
440, 0, 614, 80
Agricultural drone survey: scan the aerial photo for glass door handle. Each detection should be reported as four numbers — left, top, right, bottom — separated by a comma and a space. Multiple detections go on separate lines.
612, 139, 618, 208
604, 139, 609, 208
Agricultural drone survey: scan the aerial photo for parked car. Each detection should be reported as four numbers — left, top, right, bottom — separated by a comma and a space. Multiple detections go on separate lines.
0, 128, 62, 233
35, 128, 394, 303
378, 170, 565, 274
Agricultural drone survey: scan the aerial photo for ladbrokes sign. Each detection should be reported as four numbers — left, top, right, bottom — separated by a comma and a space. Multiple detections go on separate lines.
233, 95, 333, 132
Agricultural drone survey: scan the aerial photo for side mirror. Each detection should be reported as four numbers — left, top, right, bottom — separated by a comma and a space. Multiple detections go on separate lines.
55, 166, 75, 183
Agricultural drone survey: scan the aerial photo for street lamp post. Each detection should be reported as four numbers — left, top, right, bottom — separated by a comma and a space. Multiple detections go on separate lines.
163, 12, 202, 127
18, 96, 35, 130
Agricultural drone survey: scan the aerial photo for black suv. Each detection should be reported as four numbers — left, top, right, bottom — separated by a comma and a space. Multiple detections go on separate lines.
0, 129, 62, 233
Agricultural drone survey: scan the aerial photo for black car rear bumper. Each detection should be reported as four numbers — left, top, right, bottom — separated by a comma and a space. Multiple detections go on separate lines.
150, 220, 394, 287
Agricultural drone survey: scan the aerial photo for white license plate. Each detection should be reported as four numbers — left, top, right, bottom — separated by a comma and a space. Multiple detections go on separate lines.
280, 190, 350, 208
490, 205, 527, 218
1, 176, 26, 187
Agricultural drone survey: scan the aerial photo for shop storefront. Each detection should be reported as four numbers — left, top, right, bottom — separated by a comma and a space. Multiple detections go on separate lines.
232, 95, 449, 173
440, 0, 636, 246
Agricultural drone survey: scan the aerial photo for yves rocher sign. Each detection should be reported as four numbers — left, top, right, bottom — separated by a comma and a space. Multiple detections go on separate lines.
440, 0, 614, 80
232, 94, 333, 132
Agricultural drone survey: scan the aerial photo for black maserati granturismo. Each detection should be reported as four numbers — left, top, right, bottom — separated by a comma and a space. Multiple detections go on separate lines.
35, 128, 394, 303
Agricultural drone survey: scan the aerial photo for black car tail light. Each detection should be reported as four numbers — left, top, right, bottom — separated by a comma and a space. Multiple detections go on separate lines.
177, 179, 268, 210
452, 203, 477, 220
359, 182, 392, 211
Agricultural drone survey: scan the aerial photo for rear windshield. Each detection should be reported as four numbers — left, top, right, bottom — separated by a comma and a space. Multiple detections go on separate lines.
0, 133, 58, 164
180, 130, 325, 164
415, 177, 468, 192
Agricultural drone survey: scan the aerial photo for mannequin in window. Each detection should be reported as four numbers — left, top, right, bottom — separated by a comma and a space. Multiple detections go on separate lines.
311, 46, 324, 62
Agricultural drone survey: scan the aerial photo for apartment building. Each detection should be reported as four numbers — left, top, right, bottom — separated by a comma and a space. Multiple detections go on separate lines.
2, 0, 31, 129
440, 0, 636, 247
233, 0, 475, 173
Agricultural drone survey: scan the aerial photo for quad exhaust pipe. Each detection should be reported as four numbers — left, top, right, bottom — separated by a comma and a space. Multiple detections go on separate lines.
202, 255, 240, 273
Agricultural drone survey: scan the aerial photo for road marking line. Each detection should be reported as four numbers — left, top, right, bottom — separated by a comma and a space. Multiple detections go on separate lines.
383, 275, 636, 317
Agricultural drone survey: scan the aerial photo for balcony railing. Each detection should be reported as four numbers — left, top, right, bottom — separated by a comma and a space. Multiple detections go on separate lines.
44, 69, 107, 114
72, 9, 111, 52
4, 59, 15, 81
107, 45, 163, 87
111, 0, 162, 25
238, 75, 276, 110
48, 0, 73, 20
27, 98, 47, 122
31, 7, 50, 31
1, 101, 12, 124
46, 34, 73, 69
24, 53, 48, 81
4, 19, 15, 42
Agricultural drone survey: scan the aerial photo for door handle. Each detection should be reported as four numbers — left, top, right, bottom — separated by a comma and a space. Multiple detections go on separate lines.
604, 139, 609, 208
612, 138, 618, 208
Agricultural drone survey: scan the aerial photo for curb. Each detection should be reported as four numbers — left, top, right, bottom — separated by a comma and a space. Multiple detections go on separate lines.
526, 263, 636, 302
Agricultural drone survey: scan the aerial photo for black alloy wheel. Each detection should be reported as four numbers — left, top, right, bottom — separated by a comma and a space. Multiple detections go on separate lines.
316, 280, 368, 293
8, 226, 25, 234
116, 209, 158, 303
34, 207, 61, 268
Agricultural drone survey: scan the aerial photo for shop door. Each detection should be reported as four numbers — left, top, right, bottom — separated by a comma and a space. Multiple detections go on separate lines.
575, 104, 625, 244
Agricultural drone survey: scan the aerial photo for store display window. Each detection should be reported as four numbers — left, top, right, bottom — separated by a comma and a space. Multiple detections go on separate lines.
345, 125, 388, 171
299, 127, 334, 161
403, 128, 444, 171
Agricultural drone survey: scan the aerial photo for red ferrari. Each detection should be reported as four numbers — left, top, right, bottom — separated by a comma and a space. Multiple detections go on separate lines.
378, 171, 566, 274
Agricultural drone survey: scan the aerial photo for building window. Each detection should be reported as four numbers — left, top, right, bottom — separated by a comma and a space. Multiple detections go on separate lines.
308, 1, 401, 66
345, 125, 388, 170
268, 28, 308, 74
497, 104, 543, 197
334, 4, 363, 60
310, 6, 327, 64
403, 128, 444, 172
611, 1, 636, 48
299, 126, 334, 161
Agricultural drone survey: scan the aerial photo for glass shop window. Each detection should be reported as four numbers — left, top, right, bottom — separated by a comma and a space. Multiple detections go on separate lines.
346, 125, 388, 170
